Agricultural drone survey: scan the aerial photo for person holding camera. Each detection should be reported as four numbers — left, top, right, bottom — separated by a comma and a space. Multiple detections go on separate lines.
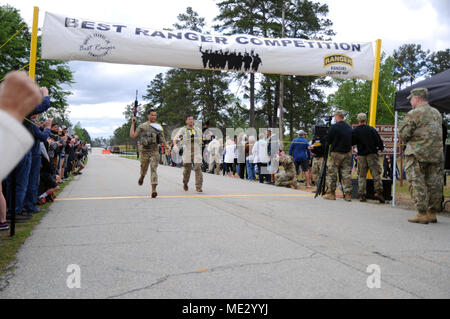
173, 115, 204, 192
323, 110, 353, 201
130, 109, 166, 198
352, 113, 385, 203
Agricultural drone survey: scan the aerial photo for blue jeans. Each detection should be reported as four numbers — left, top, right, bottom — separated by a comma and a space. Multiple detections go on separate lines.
257, 163, 270, 183
24, 154, 42, 212
6, 151, 32, 214
246, 160, 255, 180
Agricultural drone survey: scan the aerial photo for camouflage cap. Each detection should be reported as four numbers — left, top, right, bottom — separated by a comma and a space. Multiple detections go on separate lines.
407, 87, 428, 100
297, 130, 306, 136
357, 113, 367, 122
334, 109, 346, 117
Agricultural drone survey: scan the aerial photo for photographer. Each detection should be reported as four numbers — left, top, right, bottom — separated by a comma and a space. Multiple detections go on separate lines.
352, 113, 385, 203
323, 110, 353, 201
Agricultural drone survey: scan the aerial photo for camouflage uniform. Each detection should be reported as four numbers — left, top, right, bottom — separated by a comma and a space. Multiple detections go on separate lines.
275, 155, 297, 187
324, 111, 353, 200
176, 126, 203, 189
326, 152, 353, 194
357, 154, 383, 195
399, 103, 444, 213
136, 122, 165, 185
311, 156, 324, 185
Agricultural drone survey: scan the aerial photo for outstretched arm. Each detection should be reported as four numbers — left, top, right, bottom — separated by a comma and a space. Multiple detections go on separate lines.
129, 117, 139, 139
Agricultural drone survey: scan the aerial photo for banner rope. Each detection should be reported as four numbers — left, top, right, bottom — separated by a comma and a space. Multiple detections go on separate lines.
377, 92, 396, 118
22, 116, 61, 139
0, 57, 41, 82
383, 49, 416, 81
0, 24, 27, 50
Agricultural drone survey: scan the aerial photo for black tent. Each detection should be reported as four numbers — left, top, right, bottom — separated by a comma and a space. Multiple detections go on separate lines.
394, 69, 450, 113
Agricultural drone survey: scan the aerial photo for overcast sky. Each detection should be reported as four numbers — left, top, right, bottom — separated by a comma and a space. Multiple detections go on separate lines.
5, 0, 450, 138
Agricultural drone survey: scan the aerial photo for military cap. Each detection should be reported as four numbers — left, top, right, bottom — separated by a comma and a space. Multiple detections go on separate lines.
357, 113, 367, 122
297, 130, 306, 136
334, 109, 346, 117
407, 87, 428, 100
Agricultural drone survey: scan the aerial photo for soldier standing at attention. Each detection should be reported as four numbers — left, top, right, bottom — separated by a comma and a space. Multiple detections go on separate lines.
323, 110, 353, 202
173, 116, 204, 192
130, 109, 166, 198
399, 88, 444, 224
352, 113, 385, 203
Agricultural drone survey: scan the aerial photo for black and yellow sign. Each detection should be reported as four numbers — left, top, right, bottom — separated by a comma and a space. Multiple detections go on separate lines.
323, 54, 354, 68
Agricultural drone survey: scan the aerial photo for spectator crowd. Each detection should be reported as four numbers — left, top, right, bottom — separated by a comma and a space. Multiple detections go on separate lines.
156, 126, 394, 193
1, 72, 89, 231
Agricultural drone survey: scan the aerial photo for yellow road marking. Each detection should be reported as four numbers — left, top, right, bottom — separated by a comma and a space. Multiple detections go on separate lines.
55, 193, 314, 201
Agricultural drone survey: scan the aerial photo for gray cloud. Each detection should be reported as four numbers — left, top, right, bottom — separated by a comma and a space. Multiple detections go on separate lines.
403, 0, 450, 21
430, 0, 450, 20
64, 61, 169, 105
70, 117, 125, 139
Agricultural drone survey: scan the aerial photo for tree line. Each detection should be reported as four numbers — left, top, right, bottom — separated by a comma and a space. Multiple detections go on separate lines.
2, 2, 447, 147
0, 4, 91, 140
329, 45, 449, 125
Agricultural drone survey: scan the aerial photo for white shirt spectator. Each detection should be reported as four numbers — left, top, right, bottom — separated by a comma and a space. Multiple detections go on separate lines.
0, 109, 34, 180
253, 138, 269, 164
224, 140, 236, 164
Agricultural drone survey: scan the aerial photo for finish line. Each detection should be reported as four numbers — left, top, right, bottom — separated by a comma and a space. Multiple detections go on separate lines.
55, 193, 315, 201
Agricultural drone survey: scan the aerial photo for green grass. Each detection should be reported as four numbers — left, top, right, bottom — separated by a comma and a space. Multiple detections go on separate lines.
0, 175, 74, 276
120, 155, 138, 160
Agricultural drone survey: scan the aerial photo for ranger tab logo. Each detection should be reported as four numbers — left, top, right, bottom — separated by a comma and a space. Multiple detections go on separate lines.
323, 54, 354, 68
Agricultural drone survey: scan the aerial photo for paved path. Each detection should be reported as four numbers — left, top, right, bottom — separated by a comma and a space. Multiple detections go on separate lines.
1, 148, 450, 298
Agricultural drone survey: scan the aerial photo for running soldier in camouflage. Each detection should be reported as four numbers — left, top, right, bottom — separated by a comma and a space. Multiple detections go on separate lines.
275, 152, 297, 188
399, 88, 444, 224
130, 109, 166, 198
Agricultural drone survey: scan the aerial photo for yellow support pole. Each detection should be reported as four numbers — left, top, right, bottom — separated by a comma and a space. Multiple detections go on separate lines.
28, 6, 39, 80
369, 39, 382, 127
367, 39, 382, 180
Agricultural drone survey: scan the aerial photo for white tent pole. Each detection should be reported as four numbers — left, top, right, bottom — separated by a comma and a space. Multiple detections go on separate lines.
392, 111, 399, 207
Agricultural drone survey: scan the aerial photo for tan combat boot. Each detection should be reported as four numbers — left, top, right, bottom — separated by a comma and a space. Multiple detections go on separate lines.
138, 175, 144, 186
289, 180, 298, 189
359, 195, 367, 202
196, 187, 203, 193
374, 191, 385, 204
183, 184, 188, 191
323, 191, 336, 200
344, 193, 352, 202
151, 184, 157, 198
427, 209, 438, 223
408, 211, 429, 224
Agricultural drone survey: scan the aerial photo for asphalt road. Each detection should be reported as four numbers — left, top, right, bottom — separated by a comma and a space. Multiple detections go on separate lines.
1, 148, 450, 299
